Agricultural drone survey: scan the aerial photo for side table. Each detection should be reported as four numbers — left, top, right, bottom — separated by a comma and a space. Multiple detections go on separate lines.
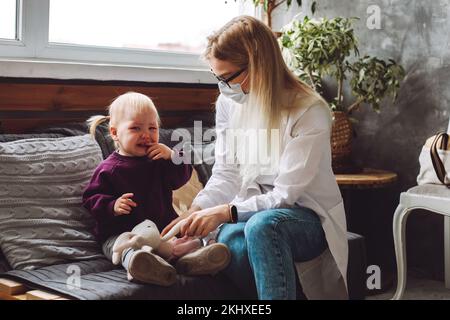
335, 168, 398, 294
335, 168, 398, 230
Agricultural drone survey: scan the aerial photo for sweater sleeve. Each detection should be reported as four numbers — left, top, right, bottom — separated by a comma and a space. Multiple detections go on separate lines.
163, 156, 193, 190
82, 166, 118, 221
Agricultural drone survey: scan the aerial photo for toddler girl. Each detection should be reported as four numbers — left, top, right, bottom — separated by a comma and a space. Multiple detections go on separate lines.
82, 92, 230, 286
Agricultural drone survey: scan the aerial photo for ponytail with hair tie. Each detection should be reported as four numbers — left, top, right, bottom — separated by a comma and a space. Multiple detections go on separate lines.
87, 115, 109, 137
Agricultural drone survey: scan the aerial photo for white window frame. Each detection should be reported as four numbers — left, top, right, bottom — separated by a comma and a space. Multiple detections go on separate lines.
0, 0, 29, 57
0, 0, 261, 82
1, 0, 206, 68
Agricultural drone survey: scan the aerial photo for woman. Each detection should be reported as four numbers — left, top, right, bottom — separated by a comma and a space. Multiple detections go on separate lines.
161, 15, 348, 300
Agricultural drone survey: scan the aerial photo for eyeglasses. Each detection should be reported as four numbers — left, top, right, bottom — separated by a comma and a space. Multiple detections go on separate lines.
211, 68, 247, 88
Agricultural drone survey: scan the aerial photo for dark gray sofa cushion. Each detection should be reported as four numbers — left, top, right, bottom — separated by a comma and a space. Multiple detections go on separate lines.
158, 126, 215, 186
1, 234, 367, 300
2, 258, 243, 300
0, 133, 65, 143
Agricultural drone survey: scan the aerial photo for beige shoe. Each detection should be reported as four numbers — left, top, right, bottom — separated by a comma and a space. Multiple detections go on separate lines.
127, 248, 177, 286
175, 243, 231, 276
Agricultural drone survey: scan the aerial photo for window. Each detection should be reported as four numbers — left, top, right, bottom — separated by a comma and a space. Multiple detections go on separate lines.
0, 0, 255, 69
0, 0, 18, 40
49, 0, 248, 55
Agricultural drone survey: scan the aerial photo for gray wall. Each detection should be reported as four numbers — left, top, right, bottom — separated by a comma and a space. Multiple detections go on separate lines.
274, 0, 450, 284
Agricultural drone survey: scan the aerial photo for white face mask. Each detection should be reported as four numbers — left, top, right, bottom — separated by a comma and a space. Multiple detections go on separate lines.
218, 81, 249, 104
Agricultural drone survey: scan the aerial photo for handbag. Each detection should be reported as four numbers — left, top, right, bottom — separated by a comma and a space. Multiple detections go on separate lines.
417, 132, 450, 187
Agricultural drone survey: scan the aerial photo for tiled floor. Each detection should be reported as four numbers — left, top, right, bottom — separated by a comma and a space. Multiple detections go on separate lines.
366, 276, 450, 300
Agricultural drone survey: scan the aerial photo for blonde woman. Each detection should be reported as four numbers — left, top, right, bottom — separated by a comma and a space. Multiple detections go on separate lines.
161, 16, 348, 299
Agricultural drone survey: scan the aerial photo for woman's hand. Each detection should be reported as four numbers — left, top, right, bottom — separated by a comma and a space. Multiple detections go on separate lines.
161, 205, 201, 237
147, 143, 173, 160
180, 204, 231, 238
113, 193, 137, 216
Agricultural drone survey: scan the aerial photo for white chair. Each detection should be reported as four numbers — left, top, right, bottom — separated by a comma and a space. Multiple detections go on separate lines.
392, 185, 450, 300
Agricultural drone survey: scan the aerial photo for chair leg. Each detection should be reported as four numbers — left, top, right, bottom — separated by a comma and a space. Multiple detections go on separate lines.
445, 216, 450, 289
392, 203, 411, 300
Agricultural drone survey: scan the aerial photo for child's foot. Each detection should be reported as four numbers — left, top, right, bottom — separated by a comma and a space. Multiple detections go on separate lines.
172, 236, 202, 258
126, 248, 177, 286
175, 243, 231, 276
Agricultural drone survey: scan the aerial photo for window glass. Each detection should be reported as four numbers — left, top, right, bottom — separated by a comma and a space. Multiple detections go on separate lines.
0, 0, 17, 40
49, 0, 252, 54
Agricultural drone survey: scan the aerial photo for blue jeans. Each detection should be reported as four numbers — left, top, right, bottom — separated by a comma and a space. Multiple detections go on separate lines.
217, 207, 327, 300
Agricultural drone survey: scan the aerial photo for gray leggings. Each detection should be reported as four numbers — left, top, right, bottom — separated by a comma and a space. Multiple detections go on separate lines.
102, 235, 135, 270
102, 235, 119, 262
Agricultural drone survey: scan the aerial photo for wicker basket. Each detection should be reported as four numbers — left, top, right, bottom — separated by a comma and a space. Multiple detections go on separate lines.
331, 111, 354, 173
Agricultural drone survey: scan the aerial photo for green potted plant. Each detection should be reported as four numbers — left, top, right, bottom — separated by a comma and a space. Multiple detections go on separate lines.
279, 16, 405, 173
236, 0, 317, 28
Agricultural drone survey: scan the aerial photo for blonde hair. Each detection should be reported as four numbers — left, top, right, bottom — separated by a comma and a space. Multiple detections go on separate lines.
204, 16, 322, 128
87, 92, 160, 147
204, 15, 328, 186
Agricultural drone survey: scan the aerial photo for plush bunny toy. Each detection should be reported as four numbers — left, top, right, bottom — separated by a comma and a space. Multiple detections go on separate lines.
111, 219, 231, 284
111, 219, 184, 265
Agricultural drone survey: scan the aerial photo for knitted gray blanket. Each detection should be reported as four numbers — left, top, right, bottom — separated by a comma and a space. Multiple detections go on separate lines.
0, 135, 105, 270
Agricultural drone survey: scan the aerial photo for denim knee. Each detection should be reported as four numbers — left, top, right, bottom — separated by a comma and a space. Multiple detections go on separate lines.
243, 208, 325, 252
244, 209, 278, 241
218, 223, 244, 244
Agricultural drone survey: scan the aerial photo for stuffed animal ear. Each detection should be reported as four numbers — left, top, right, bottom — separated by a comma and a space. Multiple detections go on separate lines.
132, 219, 158, 234
161, 220, 184, 242
111, 232, 135, 265
112, 252, 121, 265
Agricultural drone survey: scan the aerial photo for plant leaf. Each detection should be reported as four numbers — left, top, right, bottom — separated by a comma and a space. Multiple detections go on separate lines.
278, 15, 405, 114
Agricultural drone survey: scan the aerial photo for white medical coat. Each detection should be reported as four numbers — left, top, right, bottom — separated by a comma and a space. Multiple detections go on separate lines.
192, 94, 348, 299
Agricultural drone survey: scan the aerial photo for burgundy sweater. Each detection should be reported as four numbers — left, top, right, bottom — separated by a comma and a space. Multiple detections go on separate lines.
82, 151, 192, 243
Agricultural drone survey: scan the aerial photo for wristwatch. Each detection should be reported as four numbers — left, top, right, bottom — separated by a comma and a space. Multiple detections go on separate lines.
228, 204, 238, 223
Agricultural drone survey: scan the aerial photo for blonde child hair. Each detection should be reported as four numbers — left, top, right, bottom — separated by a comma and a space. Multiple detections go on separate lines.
87, 92, 161, 148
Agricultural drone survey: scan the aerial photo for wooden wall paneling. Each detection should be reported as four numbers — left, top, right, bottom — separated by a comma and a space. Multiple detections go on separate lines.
0, 79, 219, 133
0, 83, 219, 111
0, 115, 214, 134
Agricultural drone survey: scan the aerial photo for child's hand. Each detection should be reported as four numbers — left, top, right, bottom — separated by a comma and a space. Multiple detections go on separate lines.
147, 143, 173, 160
113, 193, 137, 216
